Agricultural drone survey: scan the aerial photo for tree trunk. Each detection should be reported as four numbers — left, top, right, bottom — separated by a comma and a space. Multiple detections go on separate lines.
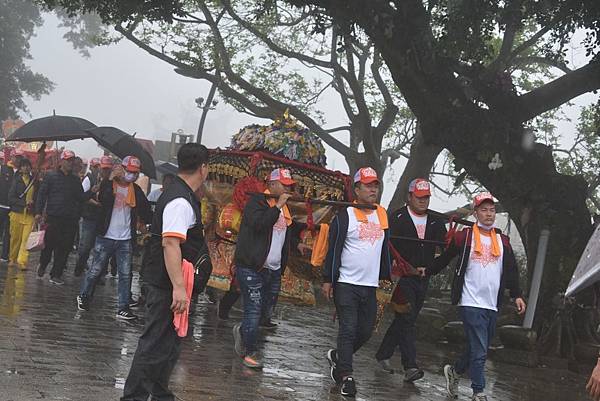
388, 124, 442, 211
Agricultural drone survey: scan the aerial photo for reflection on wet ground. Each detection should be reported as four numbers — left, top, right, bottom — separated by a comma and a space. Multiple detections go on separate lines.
0, 260, 593, 400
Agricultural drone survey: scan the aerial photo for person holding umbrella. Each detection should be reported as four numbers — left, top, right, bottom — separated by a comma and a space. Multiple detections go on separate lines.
77, 156, 151, 320
7, 158, 37, 270
35, 150, 94, 284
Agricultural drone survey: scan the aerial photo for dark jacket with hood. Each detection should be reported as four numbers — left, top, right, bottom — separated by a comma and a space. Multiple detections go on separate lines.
323, 206, 392, 286
427, 227, 523, 307
234, 193, 304, 274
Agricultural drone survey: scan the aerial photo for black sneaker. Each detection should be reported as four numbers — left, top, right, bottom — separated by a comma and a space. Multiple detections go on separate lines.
404, 367, 424, 382
37, 265, 45, 278
340, 376, 357, 397
116, 310, 137, 320
76, 295, 89, 311
129, 299, 139, 308
327, 349, 341, 384
49, 277, 64, 285
259, 319, 278, 330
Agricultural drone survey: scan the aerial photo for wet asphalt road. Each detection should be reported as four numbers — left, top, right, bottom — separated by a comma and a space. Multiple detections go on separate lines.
0, 256, 593, 401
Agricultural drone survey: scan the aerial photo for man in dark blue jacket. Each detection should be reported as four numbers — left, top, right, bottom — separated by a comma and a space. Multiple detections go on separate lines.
426, 192, 526, 401
323, 167, 391, 398
35, 150, 93, 284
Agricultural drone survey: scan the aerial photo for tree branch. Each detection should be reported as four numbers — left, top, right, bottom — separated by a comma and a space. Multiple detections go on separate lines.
516, 61, 600, 122
513, 56, 572, 73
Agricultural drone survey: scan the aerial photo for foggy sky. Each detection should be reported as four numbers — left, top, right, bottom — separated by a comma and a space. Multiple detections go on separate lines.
22, 13, 598, 211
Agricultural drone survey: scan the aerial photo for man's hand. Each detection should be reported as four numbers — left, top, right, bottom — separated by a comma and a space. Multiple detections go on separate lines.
515, 297, 527, 315
297, 243, 311, 256
587, 360, 600, 400
322, 282, 333, 300
110, 165, 125, 181
171, 285, 188, 314
276, 193, 293, 208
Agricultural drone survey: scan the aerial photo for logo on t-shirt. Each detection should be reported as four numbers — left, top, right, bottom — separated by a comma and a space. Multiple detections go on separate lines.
273, 212, 287, 232
471, 243, 500, 267
358, 222, 383, 245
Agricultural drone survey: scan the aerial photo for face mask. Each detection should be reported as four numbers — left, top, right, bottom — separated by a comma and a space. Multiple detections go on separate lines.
124, 172, 138, 183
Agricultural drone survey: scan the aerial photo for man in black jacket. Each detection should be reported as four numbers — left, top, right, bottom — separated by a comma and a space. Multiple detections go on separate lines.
74, 156, 111, 276
426, 192, 526, 401
231, 168, 306, 369
375, 178, 447, 381
35, 150, 93, 284
77, 156, 151, 320
323, 167, 391, 398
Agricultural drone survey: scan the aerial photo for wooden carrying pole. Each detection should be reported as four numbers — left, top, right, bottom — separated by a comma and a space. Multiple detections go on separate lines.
248, 192, 377, 210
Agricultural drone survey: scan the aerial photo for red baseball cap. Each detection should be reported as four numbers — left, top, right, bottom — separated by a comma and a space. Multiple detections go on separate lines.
408, 178, 431, 197
100, 156, 113, 168
89, 157, 100, 167
269, 168, 295, 185
61, 150, 76, 160
353, 167, 379, 184
473, 192, 495, 208
122, 155, 141, 173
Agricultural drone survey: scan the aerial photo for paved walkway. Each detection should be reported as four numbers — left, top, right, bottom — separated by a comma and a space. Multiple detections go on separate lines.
0, 257, 593, 401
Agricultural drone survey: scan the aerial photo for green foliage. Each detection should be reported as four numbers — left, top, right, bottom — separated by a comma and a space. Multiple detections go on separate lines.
0, 0, 54, 119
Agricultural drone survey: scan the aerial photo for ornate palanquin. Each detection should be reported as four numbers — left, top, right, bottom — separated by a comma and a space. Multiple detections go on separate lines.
203, 149, 352, 305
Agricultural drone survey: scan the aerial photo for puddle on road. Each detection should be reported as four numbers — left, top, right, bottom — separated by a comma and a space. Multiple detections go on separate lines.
115, 377, 125, 389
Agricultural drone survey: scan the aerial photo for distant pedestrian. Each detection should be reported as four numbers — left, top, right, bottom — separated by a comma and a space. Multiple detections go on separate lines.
7, 158, 36, 270
35, 150, 94, 284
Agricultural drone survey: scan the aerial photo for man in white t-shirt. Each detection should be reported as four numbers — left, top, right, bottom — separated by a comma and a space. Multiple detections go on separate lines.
77, 156, 152, 320
426, 192, 526, 401
322, 167, 392, 398
231, 168, 307, 370
121, 143, 209, 401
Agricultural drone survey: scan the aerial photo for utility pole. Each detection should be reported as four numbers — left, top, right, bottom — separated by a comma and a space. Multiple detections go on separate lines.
195, 81, 219, 144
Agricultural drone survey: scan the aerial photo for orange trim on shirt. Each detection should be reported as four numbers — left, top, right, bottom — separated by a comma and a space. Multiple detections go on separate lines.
162, 232, 187, 241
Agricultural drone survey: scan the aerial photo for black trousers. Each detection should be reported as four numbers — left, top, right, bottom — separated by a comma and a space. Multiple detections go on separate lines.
375, 276, 428, 369
122, 285, 181, 401
39, 216, 78, 279
0, 208, 10, 260
334, 282, 377, 377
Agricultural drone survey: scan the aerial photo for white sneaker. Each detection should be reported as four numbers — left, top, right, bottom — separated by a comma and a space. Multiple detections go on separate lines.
472, 393, 488, 401
444, 364, 460, 398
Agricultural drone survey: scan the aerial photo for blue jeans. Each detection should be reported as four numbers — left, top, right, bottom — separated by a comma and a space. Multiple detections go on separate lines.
75, 218, 97, 274
455, 306, 498, 394
237, 266, 282, 354
80, 237, 133, 311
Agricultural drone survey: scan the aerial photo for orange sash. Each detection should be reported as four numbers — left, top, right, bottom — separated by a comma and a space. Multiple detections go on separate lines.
352, 203, 388, 229
113, 181, 136, 208
473, 224, 500, 257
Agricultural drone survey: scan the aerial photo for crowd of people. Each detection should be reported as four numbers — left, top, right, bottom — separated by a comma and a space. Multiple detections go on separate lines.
0, 144, 535, 401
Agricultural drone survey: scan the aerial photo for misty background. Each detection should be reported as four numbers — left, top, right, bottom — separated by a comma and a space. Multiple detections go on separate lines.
22, 13, 598, 211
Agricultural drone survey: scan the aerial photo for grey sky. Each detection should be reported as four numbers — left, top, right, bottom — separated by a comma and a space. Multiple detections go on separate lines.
23, 13, 598, 211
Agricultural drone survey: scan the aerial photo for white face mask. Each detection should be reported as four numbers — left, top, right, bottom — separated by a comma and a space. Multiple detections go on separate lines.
124, 172, 138, 183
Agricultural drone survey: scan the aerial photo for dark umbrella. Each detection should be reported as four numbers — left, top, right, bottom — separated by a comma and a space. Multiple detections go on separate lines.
6, 115, 96, 142
156, 161, 178, 176
87, 127, 156, 178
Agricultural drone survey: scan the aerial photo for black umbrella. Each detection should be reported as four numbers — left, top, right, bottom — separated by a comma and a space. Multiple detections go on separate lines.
87, 127, 156, 178
156, 161, 178, 176
6, 115, 96, 142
